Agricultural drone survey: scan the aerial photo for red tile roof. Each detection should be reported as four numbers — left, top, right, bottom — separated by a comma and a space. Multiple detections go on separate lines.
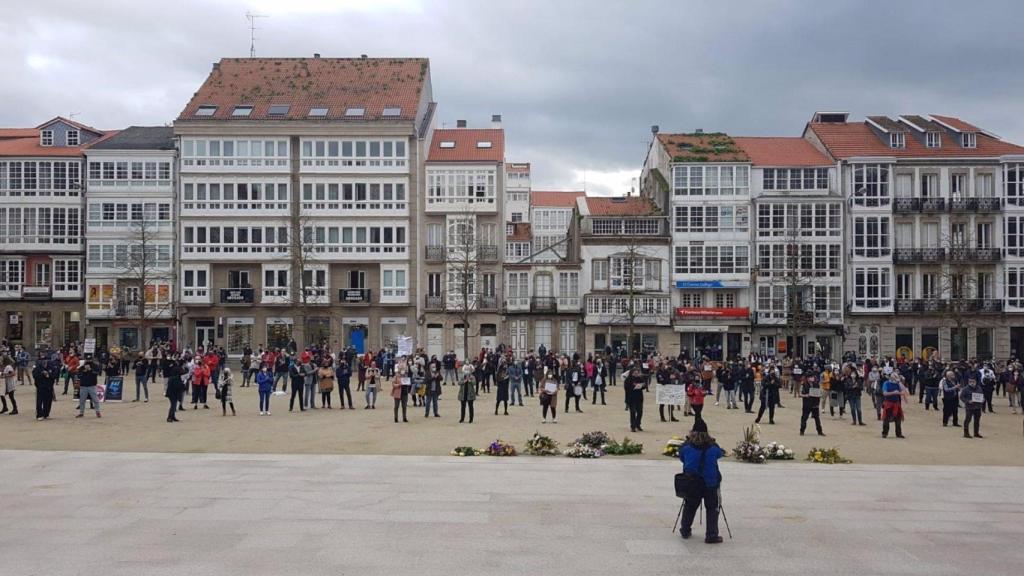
656, 133, 749, 163
0, 129, 39, 138
806, 121, 1024, 159
584, 196, 660, 216
732, 137, 831, 167
531, 190, 585, 207
929, 114, 981, 133
427, 128, 504, 163
39, 116, 104, 135
176, 57, 430, 122
507, 162, 530, 172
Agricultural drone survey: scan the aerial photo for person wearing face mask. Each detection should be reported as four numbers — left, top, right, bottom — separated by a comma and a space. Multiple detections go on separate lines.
960, 377, 985, 438
799, 373, 825, 437
75, 360, 101, 419
940, 370, 961, 427
1007, 367, 1022, 414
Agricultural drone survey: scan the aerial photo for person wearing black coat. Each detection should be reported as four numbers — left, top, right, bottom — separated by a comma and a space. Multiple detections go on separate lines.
625, 368, 648, 432
165, 361, 185, 422
738, 364, 755, 413
32, 356, 56, 420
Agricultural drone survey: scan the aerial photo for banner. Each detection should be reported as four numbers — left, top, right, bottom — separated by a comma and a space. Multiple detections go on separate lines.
397, 336, 414, 357
104, 376, 124, 402
655, 383, 686, 406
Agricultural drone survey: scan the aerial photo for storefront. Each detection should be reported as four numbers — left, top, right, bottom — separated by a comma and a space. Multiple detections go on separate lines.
226, 317, 254, 356
265, 317, 293, 351
381, 317, 409, 352
674, 307, 750, 360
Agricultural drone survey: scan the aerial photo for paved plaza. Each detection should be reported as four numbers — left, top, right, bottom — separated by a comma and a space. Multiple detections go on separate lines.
2, 449, 1022, 576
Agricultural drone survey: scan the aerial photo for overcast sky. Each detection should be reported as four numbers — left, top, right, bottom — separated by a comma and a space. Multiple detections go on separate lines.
3, 0, 1022, 196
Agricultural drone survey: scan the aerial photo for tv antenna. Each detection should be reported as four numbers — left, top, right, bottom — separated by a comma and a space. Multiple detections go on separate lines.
246, 11, 268, 58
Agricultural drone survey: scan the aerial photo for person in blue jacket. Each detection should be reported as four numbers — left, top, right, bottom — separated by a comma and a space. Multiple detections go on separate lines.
256, 364, 274, 415
678, 419, 725, 544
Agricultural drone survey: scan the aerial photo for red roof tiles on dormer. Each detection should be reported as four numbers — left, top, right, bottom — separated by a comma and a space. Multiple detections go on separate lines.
427, 128, 504, 163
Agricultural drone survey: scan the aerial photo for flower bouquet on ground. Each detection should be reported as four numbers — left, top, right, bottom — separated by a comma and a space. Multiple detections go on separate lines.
524, 433, 559, 456
806, 447, 851, 464
450, 446, 481, 457
663, 435, 684, 458
732, 425, 767, 463
563, 442, 605, 458
574, 431, 612, 448
764, 441, 794, 460
604, 436, 644, 455
484, 439, 518, 457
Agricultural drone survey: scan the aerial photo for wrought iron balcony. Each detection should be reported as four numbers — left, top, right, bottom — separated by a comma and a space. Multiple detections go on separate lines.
896, 298, 1003, 313
113, 301, 141, 318
478, 295, 499, 311
531, 296, 556, 313
220, 287, 254, 304
921, 198, 946, 213
895, 197, 947, 213
949, 248, 1000, 262
425, 245, 446, 263
950, 197, 1002, 212
338, 288, 371, 304
893, 248, 945, 264
477, 244, 499, 263
425, 295, 445, 311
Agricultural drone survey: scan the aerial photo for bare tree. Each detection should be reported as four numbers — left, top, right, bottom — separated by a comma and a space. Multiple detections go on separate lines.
115, 216, 176, 349
445, 213, 486, 358
607, 237, 663, 356
933, 226, 1000, 359
294, 212, 326, 350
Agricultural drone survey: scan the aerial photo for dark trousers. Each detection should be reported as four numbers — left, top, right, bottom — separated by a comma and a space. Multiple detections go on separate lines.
167, 396, 178, 421
35, 386, 53, 418
565, 392, 581, 412
964, 408, 981, 437
147, 363, 158, 384
628, 397, 644, 430
495, 398, 508, 414
924, 388, 939, 410
524, 378, 534, 397
740, 388, 754, 411
321, 391, 332, 408
338, 383, 352, 408
221, 396, 235, 415
755, 395, 775, 423
592, 386, 606, 404
691, 404, 703, 420
460, 399, 474, 423
659, 404, 677, 421
680, 488, 720, 540
290, 384, 304, 411
191, 386, 207, 405
394, 394, 407, 422
983, 389, 994, 412
258, 390, 271, 412
942, 397, 959, 426
800, 401, 823, 434
542, 403, 556, 420
882, 413, 903, 437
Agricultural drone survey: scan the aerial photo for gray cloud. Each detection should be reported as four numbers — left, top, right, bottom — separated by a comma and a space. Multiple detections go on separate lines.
3, 0, 1023, 196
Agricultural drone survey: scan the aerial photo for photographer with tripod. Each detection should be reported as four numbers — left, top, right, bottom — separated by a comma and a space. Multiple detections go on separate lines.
675, 419, 725, 544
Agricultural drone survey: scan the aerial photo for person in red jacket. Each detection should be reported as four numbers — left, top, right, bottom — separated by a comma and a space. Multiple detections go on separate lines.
687, 379, 706, 421
192, 361, 211, 409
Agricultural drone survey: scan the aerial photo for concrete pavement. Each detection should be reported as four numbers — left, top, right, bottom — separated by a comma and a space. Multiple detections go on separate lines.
1, 450, 1022, 575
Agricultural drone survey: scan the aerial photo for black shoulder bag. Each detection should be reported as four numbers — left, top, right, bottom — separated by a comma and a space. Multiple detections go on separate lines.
674, 446, 708, 499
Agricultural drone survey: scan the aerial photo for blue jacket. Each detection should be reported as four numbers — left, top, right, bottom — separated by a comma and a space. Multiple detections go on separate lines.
679, 443, 724, 489
256, 370, 274, 393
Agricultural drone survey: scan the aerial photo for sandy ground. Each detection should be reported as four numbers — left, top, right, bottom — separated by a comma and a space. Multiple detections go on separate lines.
0, 380, 1021, 465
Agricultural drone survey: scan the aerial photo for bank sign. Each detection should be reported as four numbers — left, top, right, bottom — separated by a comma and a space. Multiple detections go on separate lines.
675, 307, 750, 318
675, 280, 748, 289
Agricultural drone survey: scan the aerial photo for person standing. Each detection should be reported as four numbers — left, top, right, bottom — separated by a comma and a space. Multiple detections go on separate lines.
301, 355, 317, 410
191, 360, 210, 410
625, 367, 647, 432
458, 367, 476, 423
507, 359, 524, 407
318, 361, 335, 409
336, 359, 353, 409
1007, 367, 1022, 414
423, 364, 441, 418
256, 364, 273, 415
880, 373, 906, 439
132, 356, 149, 402
941, 371, 961, 427
565, 361, 584, 414
1, 361, 17, 415
677, 419, 725, 544
754, 368, 778, 425
961, 378, 984, 438
75, 361, 101, 419
165, 360, 184, 423
32, 353, 56, 420
539, 368, 558, 423
289, 360, 305, 412
844, 365, 866, 426
218, 367, 236, 416
391, 366, 409, 423
799, 373, 825, 436
495, 360, 510, 416
364, 362, 381, 409
240, 351, 253, 387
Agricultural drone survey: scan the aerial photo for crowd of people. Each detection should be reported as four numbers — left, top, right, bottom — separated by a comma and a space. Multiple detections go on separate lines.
1, 338, 1021, 442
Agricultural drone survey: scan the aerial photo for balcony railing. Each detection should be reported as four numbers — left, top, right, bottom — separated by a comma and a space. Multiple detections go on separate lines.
114, 302, 141, 318
893, 248, 945, 264
893, 197, 946, 213
950, 248, 1000, 262
478, 295, 499, 311
220, 287, 254, 304
22, 284, 51, 298
531, 296, 556, 313
425, 295, 445, 311
477, 245, 499, 263
950, 197, 1002, 212
425, 245, 446, 263
896, 298, 1003, 313
338, 288, 371, 304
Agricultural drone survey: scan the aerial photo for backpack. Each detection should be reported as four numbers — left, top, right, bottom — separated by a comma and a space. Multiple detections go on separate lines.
674, 446, 708, 499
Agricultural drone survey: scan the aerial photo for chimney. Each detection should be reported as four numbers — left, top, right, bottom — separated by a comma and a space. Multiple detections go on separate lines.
694, 128, 704, 134
651, 125, 659, 134
491, 114, 502, 129
212, 62, 220, 71
456, 119, 467, 128
360, 54, 368, 59
313, 53, 320, 59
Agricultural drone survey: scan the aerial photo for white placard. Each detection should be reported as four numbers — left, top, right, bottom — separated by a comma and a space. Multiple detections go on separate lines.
656, 384, 686, 405
544, 382, 558, 394
397, 336, 413, 357
971, 393, 984, 404
83, 338, 96, 354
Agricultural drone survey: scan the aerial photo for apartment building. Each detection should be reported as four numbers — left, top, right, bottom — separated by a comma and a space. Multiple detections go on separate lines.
576, 195, 673, 356
805, 112, 1024, 360
641, 130, 754, 360
174, 56, 433, 355
503, 189, 584, 357
0, 117, 102, 349
83, 127, 177, 350
421, 119, 504, 358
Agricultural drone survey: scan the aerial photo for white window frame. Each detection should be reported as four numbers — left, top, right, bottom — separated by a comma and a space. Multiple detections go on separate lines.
851, 164, 891, 207
181, 265, 210, 302
926, 131, 941, 148
853, 266, 892, 310
961, 132, 977, 149
381, 265, 409, 304
889, 132, 905, 149
852, 216, 891, 258
261, 264, 291, 304
66, 130, 79, 146
559, 320, 576, 353
40, 130, 54, 147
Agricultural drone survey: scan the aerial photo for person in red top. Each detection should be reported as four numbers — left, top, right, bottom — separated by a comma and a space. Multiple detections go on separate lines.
62, 353, 80, 396
687, 379, 706, 421
192, 361, 211, 409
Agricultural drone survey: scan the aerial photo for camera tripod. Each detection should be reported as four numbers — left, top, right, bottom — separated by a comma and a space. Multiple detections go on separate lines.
672, 489, 732, 539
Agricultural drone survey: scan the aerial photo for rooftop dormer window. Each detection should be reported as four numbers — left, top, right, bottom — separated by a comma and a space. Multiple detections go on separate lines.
232, 105, 253, 117
308, 107, 328, 118
476, 141, 493, 149
382, 107, 401, 117
66, 130, 79, 146
439, 141, 455, 149
962, 132, 977, 149
344, 107, 365, 117
195, 105, 217, 117
889, 132, 905, 149
926, 131, 941, 148
40, 130, 53, 147
267, 104, 290, 116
